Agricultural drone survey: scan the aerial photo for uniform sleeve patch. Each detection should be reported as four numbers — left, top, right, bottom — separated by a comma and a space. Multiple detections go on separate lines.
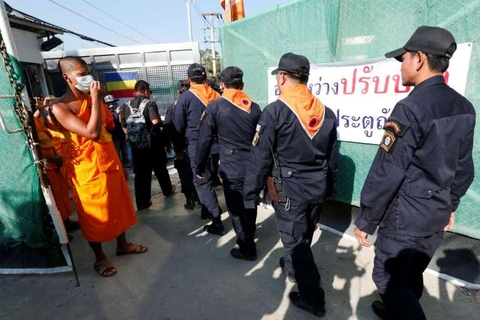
383, 120, 409, 137
380, 131, 396, 153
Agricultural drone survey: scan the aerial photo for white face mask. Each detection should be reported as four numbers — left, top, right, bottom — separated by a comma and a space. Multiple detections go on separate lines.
74, 75, 94, 92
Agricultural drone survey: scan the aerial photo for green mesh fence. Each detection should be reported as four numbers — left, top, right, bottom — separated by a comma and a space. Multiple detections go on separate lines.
0, 43, 46, 248
221, 0, 480, 239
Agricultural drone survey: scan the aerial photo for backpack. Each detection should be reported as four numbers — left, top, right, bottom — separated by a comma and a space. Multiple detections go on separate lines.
125, 99, 151, 149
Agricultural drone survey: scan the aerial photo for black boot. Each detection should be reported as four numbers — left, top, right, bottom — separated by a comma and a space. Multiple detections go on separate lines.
289, 292, 326, 318
230, 248, 257, 261
371, 300, 390, 320
203, 218, 226, 235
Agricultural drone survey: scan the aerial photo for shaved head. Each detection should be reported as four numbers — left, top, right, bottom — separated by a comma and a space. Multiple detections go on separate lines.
58, 56, 88, 74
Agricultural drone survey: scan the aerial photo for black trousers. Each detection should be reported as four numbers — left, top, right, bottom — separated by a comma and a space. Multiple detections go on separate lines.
222, 174, 257, 254
113, 138, 129, 165
273, 200, 325, 308
174, 157, 196, 197
373, 229, 444, 320
189, 153, 221, 220
131, 144, 173, 207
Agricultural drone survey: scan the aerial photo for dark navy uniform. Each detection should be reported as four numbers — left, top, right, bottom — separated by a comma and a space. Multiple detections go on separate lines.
356, 75, 475, 318
173, 81, 223, 226
196, 90, 262, 256
164, 103, 196, 207
355, 26, 476, 320
244, 86, 338, 309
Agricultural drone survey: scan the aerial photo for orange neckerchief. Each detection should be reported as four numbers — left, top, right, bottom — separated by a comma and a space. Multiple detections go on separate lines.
279, 84, 325, 138
189, 84, 220, 106
221, 88, 252, 113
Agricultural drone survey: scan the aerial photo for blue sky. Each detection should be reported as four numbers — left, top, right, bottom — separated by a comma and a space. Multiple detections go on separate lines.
7, 0, 291, 50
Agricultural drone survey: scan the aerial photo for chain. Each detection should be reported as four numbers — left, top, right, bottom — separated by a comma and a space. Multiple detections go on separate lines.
0, 38, 35, 150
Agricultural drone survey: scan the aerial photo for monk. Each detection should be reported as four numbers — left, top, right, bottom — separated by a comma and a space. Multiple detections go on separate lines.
33, 98, 75, 229
50, 56, 147, 277
33, 96, 80, 232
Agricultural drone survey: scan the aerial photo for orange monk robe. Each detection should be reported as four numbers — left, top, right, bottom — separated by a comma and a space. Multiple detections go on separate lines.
49, 104, 113, 156
64, 99, 137, 242
49, 124, 71, 181
33, 117, 73, 221
48, 104, 113, 193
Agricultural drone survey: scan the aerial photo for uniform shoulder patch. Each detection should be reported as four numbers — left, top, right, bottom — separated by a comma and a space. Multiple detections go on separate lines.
383, 120, 409, 137
380, 131, 396, 153
380, 119, 410, 153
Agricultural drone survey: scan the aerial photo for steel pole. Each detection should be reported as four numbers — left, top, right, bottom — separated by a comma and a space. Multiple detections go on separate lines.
186, 0, 193, 42
210, 15, 216, 78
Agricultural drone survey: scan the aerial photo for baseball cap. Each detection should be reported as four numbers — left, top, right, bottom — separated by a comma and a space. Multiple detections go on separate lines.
187, 63, 207, 78
221, 66, 244, 84
271, 52, 310, 76
104, 94, 118, 103
385, 26, 457, 62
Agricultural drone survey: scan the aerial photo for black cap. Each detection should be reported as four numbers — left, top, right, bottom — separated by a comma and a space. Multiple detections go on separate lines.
271, 52, 310, 76
221, 66, 244, 84
187, 63, 206, 78
385, 26, 457, 62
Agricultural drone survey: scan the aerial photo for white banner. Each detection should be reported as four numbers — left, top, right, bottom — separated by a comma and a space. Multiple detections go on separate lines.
268, 43, 473, 144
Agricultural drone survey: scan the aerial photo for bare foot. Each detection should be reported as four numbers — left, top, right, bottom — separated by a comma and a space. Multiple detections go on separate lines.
94, 259, 117, 277
116, 243, 148, 256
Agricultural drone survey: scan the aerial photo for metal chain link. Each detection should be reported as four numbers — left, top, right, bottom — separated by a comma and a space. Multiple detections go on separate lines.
0, 38, 35, 150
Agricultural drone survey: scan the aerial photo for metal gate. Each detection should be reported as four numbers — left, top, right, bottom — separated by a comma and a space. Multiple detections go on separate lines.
41, 42, 200, 114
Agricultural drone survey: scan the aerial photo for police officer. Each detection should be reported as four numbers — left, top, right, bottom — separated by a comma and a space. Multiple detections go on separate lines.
353, 26, 476, 320
164, 80, 198, 210
173, 63, 225, 235
196, 66, 262, 261
244, 53, 338, 317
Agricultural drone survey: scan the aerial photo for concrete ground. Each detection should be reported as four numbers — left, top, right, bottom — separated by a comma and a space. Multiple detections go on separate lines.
1, 169, 479, 320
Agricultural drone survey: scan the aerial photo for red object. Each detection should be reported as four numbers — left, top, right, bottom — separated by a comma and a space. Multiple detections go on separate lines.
110, 89, 136, 98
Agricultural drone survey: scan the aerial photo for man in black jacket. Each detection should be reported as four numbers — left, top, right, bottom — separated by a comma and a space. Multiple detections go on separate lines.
196, 67, 261, 261
164, 80, 197, 210
354, 26, 476, 320
244, 53, 338, 317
